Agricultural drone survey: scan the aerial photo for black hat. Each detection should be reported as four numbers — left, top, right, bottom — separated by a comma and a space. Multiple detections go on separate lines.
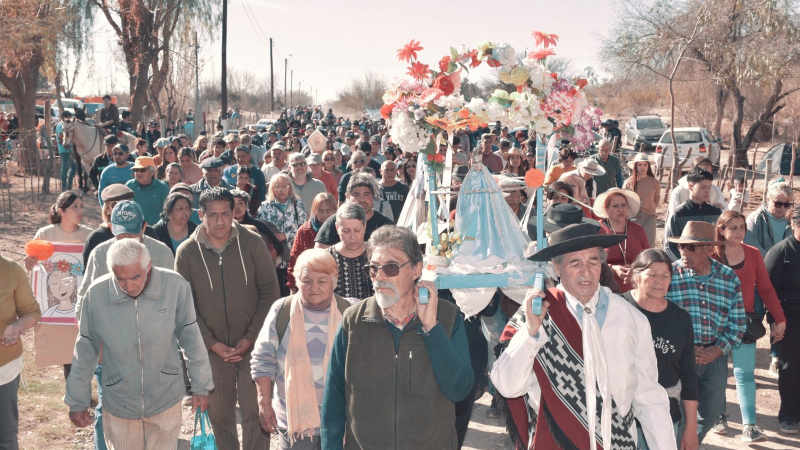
452, 165, 470, 182
104, 134, 119, 145
542, 203, 600, 233
345, 132, 356, 139
200, 157, 224, 169
528, 223, 626, 262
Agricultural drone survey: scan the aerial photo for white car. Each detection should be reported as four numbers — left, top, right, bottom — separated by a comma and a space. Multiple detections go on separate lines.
653, 127, 722, 169
257, 118, 273, 126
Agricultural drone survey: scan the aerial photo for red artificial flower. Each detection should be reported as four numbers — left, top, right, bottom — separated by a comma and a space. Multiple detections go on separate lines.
528, 49, 556, 60
434, 153, 445, 163
380, 103, 395, 119
407, 61, 430, 81
427, 154, 435, 162
468, 49, 481, 68
397, 39, 424, 62
432, 74, 455, 96
531, 31, 560, 49
486, 58, 502, 68
439, 55, 451, 73
575, 78, 588, 89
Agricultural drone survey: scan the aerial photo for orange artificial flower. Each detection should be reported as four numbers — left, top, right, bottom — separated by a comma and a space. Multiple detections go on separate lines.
531, 31, 560, 49
407, 61, 430, 81
380, 103, 395, 119
439, 55, 452, 73
458, 108, 470, 119
528, 49, 556, 60
397, 39, 424, 62
425, 116, 455, 131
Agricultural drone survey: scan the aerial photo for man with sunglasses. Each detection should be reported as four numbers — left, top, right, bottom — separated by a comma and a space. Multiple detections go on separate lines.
125, 156, 169, 225
663, 167, 722, 261
97, 144, 135, 205
666, 221, 745, 443
322, 225, 474, 449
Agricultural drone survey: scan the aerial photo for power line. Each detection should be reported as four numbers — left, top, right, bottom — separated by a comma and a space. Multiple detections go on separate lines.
239, 0, 270, 47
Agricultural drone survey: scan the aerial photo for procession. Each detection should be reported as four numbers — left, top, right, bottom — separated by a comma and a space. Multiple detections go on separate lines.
2, 1, 800, 450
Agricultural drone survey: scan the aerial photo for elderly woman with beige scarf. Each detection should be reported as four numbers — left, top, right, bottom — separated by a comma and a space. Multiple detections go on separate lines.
251, 249, 355, 449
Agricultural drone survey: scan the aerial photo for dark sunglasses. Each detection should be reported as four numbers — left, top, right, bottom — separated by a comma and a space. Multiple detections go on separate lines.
112, 151, 127, 156
772, 201, 792, 208
324, 157, 336, 162
352, 159, 366, 164
678, 243, 710, 252
363, 260, 411, 278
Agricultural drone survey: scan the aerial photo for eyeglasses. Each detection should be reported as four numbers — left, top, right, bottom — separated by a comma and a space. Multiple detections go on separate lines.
291, 162, 307, 167
363, 260, 411, 278
771, 201, 793, 208
273, 185, 290, 191
113, 151, 126, 156
324, 157, 336, 162
526, 154, 536, 158
678, 243, 710, 252
352, 159, 366, 164
133, 168, 148, 173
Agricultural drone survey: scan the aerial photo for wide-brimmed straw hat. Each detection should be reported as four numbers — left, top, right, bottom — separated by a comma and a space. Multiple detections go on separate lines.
594, 188, 641, 219
542, 203, 600, 233
666, 221, 723, 246
576, 158, 606, 177
502, 147, 525, 160
627, 152, 654, 170
528, 223, 627, 262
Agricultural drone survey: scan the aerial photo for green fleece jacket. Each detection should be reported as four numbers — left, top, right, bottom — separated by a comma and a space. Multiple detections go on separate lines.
175, 221, 280, 349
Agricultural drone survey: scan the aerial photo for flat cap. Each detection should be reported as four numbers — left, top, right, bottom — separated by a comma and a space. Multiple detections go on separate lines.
100, 184, 135, 202
200, 157, 224, 169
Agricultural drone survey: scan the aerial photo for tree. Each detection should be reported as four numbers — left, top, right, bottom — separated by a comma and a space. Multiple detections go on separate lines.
604, 0, 800, 167
0, 1, 63, 174
332, 72, 387, 114
71, 0, 218, 124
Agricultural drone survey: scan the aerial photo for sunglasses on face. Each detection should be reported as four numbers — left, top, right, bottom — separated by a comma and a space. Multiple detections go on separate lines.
324, 157, 336, 162
291, 162, 307, 167
678, 243, 710, 252
113, 151, 126, 156
772, 201, 793, 208
133, 168, 148, 173
363, 260, 411, 278
353, 159, 366, 164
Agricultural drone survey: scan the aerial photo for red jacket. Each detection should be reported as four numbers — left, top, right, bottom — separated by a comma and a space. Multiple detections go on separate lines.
714, 243, 786, 322
286, 220, 319, 291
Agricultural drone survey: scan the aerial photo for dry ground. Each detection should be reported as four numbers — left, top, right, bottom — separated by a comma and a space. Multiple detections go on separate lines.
1, 146, 799, 449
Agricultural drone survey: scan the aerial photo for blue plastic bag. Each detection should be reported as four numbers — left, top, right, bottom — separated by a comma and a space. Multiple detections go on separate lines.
191, 409, 217, 450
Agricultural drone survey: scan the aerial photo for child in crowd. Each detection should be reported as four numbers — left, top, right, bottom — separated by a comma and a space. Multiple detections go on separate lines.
727, 176, 750, 212
236, 166, 260, 216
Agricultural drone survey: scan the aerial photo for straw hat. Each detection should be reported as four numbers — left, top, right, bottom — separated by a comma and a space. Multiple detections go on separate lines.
627, 152, 654, 170
666, 221, 723, 246
501, 147, 525, 160
576, 158, 606, 177
594, 188, 641, 219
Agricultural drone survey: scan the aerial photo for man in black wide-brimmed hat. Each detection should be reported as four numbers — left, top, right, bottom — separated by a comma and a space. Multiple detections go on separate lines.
491, 223, 675, 450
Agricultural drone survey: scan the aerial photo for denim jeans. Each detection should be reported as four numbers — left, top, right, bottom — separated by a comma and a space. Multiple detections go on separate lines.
0, 375, 20, 450
481, 307, 508, 397
94, 365, 108, 450
732, 343, 757, 425
696, 354, 728, 443
59, 153, 77, 191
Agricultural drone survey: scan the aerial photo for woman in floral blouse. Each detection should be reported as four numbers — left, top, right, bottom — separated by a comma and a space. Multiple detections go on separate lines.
258, 172, 307, 296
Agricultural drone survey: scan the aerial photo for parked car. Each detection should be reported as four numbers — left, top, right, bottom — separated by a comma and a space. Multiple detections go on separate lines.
653, 127, 722, 169
257, 118, 273, 126
246, 123, 268, 133
84, 102, 103, 117
623, 115, 669, 150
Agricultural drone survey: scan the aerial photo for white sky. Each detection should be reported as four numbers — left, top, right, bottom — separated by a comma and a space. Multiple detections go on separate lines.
75, 0, 614, 108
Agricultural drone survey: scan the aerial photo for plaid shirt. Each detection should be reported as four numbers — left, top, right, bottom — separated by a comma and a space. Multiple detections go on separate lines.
666, 258, 745, 354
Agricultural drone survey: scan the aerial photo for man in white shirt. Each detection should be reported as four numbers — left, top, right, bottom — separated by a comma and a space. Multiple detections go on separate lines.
668, 157, 727, 213
491, 224, 675, 450
261, 142, 287, 183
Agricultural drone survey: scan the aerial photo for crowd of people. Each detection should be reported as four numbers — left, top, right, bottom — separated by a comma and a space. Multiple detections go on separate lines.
0, 103, 798, 450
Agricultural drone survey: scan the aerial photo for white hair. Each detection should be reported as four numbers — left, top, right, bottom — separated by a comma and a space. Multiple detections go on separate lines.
288, 152, 306, 165
107, 239, 151, 272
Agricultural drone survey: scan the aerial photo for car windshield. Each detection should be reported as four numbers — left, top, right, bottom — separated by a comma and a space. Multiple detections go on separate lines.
661, 131, 703, 144
637, 119, 666, 129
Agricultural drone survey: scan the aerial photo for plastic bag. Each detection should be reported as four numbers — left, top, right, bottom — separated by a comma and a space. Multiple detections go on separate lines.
191, 409, 217, 450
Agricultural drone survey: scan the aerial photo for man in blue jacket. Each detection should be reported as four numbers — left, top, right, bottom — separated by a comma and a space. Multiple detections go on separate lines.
321, 225, 474, 449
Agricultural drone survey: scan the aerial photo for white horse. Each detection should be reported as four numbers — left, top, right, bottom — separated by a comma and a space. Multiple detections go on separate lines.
61, 120, 139, 171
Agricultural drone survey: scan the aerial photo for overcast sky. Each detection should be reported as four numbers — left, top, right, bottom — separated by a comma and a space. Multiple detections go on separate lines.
77, 0, 615, 108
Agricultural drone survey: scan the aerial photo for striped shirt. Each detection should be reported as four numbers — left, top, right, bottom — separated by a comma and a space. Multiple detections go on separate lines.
666, 258, 745, 354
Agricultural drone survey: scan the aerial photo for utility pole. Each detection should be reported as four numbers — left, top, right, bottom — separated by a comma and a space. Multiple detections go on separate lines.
220, 0, 228, 132
284, 55, 292, 113
269, 38, 275, 116
290, 69, 293, 109
194, 31, 203, 134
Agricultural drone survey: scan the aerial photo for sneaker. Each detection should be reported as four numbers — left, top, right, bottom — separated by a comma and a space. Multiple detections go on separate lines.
742, 424, 768, 442
711, 415, 729, 435
780, 421, 798, 434
769, 360, 780, 378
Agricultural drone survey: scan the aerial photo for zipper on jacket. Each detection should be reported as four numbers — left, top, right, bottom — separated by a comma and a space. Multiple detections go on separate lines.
134, 299, 145, 419
218, 252, 231, 347
394, 352, 399, 450
408, 350, 412, 390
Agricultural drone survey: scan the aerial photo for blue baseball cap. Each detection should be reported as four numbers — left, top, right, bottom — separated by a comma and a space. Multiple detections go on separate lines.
110, 200, 145, 236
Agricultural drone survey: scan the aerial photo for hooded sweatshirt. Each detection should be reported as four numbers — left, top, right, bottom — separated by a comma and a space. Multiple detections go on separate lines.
175, 221, 281, 349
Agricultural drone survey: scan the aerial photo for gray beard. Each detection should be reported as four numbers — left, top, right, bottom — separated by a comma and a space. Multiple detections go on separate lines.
375, 291, 400, 309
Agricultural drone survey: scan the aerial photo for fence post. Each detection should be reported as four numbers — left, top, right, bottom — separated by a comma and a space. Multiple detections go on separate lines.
763, 158, 772, 205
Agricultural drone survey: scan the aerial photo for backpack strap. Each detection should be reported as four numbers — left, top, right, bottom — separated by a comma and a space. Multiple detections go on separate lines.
276, 294, 351, 345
